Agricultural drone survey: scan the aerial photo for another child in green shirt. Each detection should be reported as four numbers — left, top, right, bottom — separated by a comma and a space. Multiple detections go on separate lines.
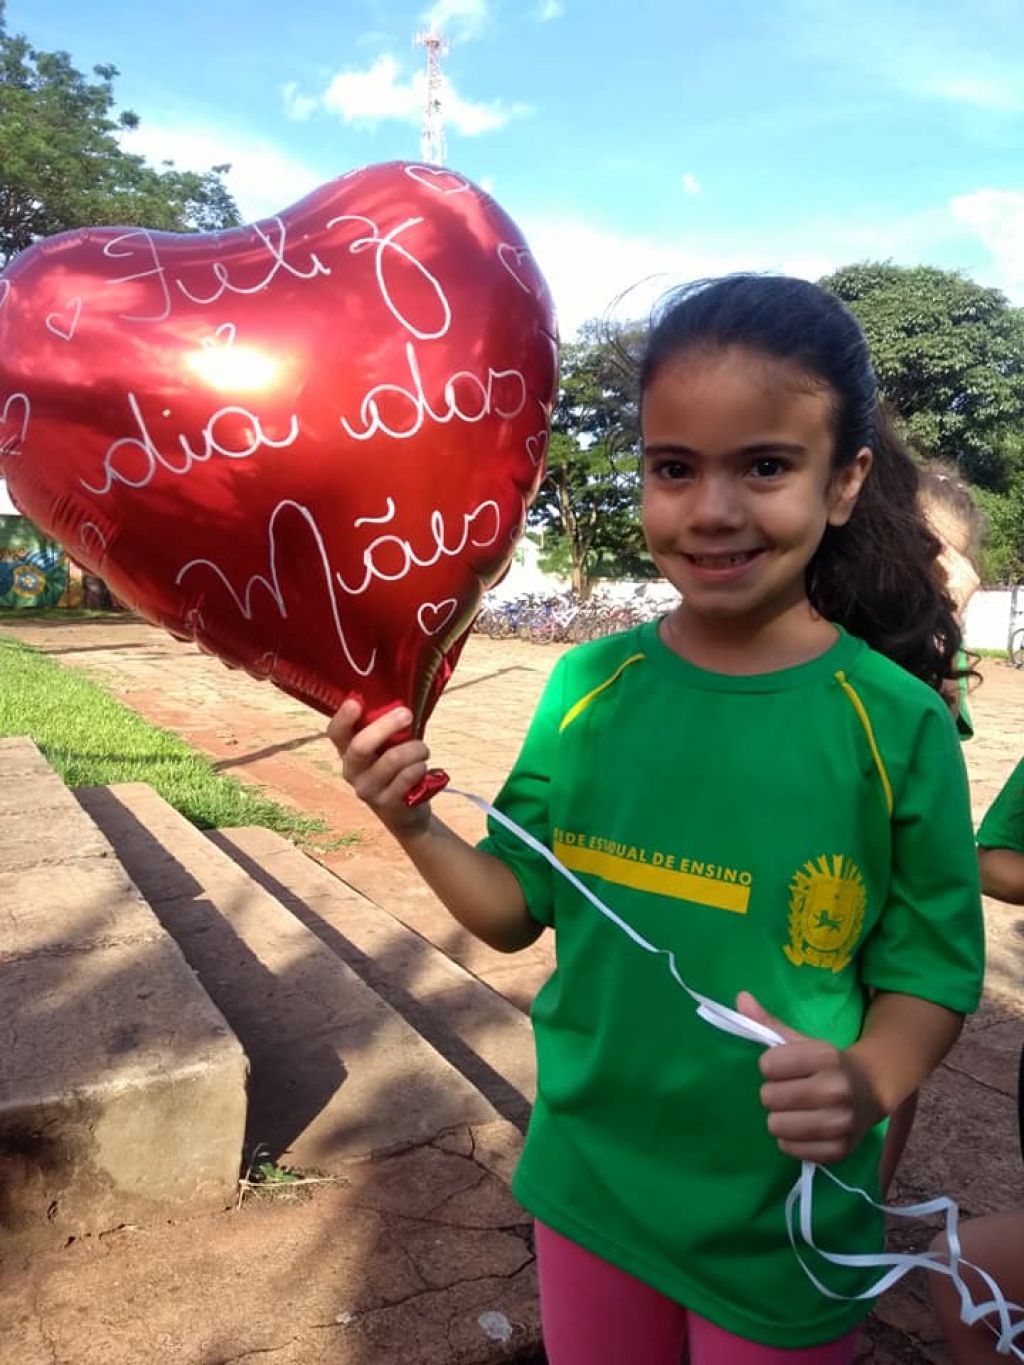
930, 755, 1024, 1362
329, 274, 984, 1362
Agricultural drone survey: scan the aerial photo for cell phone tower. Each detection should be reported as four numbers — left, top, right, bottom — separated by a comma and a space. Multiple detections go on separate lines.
414, 28, 449, 164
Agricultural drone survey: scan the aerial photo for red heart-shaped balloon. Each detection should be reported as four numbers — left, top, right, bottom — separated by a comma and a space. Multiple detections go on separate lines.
0, 161, 557, 743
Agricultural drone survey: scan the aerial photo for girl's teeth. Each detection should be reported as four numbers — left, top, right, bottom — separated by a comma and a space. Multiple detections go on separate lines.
692, 553, 753, 567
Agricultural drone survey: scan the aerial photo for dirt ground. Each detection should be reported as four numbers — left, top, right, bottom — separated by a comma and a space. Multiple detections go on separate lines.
4, 613, 1023, 1363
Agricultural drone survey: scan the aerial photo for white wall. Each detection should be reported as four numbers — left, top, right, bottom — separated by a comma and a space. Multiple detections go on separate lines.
963, 589, 1019, 652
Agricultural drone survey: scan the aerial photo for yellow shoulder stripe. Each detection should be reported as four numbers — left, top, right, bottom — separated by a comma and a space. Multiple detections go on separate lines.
834, 669, 894, 816
559, 653, 646, 733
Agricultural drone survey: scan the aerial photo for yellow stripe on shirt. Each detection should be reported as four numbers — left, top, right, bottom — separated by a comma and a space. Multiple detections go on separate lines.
559, 653, 646, 733
835, 669, 894, 816
554, 836, 751, 914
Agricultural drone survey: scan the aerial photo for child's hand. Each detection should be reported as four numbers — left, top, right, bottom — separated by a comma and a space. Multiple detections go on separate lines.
327, 699, 433, 838
736, 991, 883, 1164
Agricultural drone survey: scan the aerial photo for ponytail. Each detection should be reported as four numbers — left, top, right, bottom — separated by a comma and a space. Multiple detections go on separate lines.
808, 405, 965, 691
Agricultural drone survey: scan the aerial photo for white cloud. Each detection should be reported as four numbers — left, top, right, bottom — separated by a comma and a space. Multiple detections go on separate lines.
280, 81, 317, 121
518, 199, 1008, 338
950, 189, 1024, 298
518, 218, 770, 337
323, 55, 420, 124
319, 53, 527, 136
422, 0, 490, 42
921, 76, 1021, 112
536, 0, 565, 19
681, 172, 702, 197
120, 123, 323, 222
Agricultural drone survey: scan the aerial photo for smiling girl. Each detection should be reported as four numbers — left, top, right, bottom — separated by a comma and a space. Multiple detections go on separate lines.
329, 274, 985, 1362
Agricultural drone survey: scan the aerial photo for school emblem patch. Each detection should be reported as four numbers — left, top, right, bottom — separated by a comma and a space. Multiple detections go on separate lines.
784, 854, 866, 973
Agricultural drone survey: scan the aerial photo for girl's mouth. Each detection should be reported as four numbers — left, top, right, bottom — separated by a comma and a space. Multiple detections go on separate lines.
685, 550, 763, 568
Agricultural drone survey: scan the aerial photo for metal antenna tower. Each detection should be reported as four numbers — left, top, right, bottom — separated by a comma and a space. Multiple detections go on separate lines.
414, 28, 449, 164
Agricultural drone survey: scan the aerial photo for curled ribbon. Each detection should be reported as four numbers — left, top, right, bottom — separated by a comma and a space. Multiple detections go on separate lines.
447, 787, 1024, 1358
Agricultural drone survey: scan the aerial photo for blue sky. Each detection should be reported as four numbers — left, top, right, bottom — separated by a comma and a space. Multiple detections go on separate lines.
10, 0, 1024, 333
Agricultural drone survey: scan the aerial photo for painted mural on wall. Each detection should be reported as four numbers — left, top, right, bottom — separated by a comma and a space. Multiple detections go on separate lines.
0, 515, 82, 609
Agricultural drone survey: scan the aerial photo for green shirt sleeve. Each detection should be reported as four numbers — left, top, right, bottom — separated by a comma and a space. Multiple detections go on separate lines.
977, 756, 1024, 852
859, 702, 984, 1014
476, 657, 566, 926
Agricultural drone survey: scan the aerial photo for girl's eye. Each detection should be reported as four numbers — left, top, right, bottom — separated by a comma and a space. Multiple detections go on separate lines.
654, 459, 691, 480
750, 456, 788, 479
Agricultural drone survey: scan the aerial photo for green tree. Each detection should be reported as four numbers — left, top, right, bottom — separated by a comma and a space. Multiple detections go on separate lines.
974, 485, 1024, 585
820, 263, 1024, 491
530, 322, 648, 596
0, 0, 240, 265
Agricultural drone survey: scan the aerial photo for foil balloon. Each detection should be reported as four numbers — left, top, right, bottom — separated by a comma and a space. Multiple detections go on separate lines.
0, 161, 557, 795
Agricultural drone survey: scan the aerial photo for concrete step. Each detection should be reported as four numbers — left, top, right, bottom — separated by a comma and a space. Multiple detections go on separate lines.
209, 825, 537, 1131
335, 850, 555, 1015
76, 783, 502, 1170
0, 738, 247, 1247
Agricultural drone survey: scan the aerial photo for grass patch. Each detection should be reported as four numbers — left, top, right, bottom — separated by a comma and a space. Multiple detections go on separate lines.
0, 635, 331, 837
236, 1146, 343, 1207
0, 607, 129, 623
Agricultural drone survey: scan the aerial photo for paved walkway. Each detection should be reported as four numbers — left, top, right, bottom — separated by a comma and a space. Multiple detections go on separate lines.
5, 613, 1024, 1363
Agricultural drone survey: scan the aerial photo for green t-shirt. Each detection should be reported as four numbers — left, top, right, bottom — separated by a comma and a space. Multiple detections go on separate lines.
977, 757, 1024, 852
480, 621, 984, 1348
955, 649, 974, 739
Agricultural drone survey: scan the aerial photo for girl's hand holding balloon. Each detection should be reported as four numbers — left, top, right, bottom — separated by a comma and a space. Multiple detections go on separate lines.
328, 700, 433, 839
326, 699, 539, 954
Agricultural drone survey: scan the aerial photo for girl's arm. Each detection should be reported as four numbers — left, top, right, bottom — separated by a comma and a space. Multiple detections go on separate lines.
978, 846, 1024, 905
738, 990, 963, 1165
327, 701, 541, 954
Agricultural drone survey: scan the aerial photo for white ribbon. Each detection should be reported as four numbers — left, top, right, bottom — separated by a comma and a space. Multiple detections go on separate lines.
446, 787, 1024, 1358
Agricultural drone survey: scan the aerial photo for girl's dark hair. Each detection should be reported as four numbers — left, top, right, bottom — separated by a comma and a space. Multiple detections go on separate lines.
640, 274, 964, 693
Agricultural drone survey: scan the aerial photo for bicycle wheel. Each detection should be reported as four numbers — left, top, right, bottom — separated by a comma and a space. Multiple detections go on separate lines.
1011, 627, 1024, 669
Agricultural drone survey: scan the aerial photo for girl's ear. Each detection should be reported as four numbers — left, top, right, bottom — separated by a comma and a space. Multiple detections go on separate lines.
827, 447, 873, 527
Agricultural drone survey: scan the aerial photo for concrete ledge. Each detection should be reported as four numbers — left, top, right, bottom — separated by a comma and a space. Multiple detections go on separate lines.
77, 782, 502, 1170
0, 738, 248, 1247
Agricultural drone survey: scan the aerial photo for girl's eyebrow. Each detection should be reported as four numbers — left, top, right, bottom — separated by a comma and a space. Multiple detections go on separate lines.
642, 441, 811, 459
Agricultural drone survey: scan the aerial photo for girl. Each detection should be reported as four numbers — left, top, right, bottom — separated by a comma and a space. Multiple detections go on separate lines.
931, 754, 1024, 1363
918, 461, 984, 737
879, 460, 985, 1192
329, 274, 985, 1363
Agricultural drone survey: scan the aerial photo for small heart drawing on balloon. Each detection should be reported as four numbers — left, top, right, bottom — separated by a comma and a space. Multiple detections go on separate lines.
0, 391, 31, 456
525, 430, 548, 467
498, 244, 541, 297
417, 598, 458, 636
404, 164, 470, 196
201, 322, 237, 350
79, 521, 108, 554
45, 297, 83, 341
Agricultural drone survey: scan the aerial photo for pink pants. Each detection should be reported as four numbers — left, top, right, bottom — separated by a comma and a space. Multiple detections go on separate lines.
535, 1222, 860, 1365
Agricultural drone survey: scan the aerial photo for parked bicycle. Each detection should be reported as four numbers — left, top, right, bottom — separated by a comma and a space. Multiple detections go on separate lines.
474, 587, 672, 645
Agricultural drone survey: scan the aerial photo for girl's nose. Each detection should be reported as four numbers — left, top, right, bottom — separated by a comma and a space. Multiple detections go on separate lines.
688, 474, 744, 531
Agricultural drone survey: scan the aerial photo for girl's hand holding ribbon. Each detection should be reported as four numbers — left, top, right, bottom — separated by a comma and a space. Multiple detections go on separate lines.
737, 992, 883, 1164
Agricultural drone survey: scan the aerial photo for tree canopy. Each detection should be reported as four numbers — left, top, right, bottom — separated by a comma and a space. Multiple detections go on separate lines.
529, 321, 649, 595
0, 0, 240, 266
821, 263, 1024, 493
